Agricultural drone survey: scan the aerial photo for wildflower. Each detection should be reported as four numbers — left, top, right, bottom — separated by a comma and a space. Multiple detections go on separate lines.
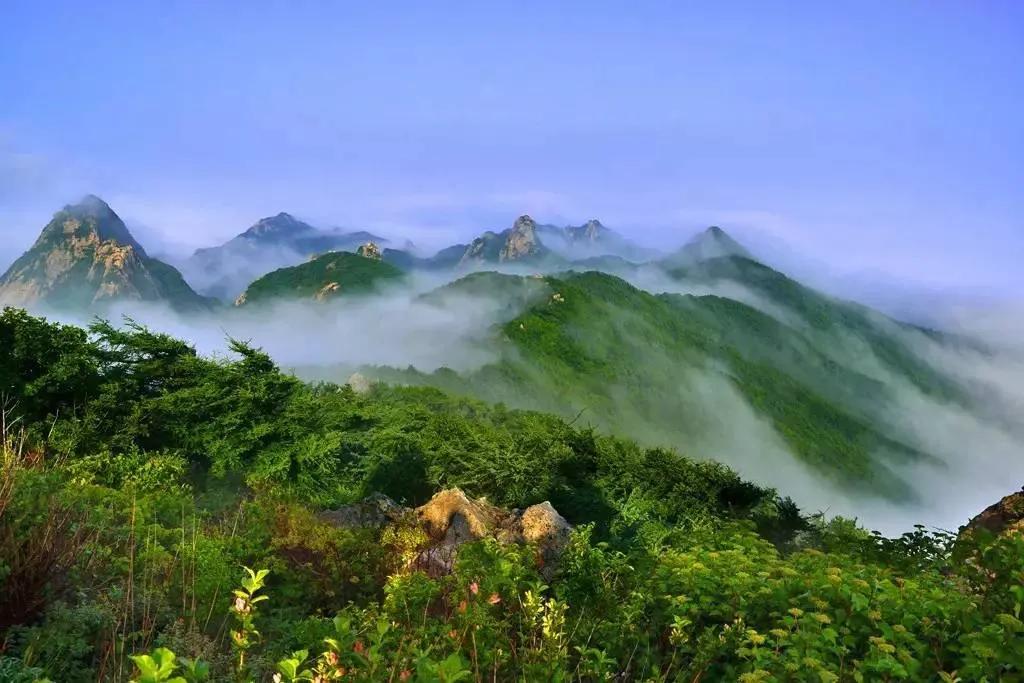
813, 613, 832, 625
234, 597, 249, 614
273, 675, 283, 683
469, 581, 479, 595
353, 640, 365, 654
448, 629, 459, 640
400, 670, 412, 681
788, 608, 804, 618
458, 600, 467, 613
326, 651, 339, 665
488, 592, 501, 605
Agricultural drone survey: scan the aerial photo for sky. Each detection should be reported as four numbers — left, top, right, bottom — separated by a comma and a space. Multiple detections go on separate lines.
1, 1, 1022, 293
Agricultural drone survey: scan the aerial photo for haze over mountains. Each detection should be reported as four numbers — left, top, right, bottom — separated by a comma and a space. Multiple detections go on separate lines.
2, 194, 1021, 532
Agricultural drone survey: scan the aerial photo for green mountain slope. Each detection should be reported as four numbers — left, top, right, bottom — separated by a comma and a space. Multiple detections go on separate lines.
378, 269, 952, 499
4, 308, 1020, 682
0, 195, 213, 312
236, 250, 403, 306
664, 255, 964, 401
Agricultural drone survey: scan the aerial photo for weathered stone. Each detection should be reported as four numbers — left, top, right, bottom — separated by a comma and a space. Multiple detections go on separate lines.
321, 488, 573, 578
357, 241, 383, 260
961, 486, 1024, 538
319, 493, 407, 530
416, 488, 503, 542
314, 281, 341, 301
499, 215, 540, 262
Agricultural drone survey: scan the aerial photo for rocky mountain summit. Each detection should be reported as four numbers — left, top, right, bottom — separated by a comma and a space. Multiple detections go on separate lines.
182, 213, 388, 300
235, 250, 403, 306
322, 488, 572, 578
356, 241, 383, 260
460, 215, 548, 266
663, 225, 751, 267
0, 195, 211, 312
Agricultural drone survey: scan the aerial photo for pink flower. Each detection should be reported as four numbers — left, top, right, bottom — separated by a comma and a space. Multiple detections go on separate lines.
353, 640, 365, 655
488, 592, 501, 605
469, 581, 479, 595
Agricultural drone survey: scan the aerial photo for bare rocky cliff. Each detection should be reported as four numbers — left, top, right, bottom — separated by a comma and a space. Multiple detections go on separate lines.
0, 195, 212, 312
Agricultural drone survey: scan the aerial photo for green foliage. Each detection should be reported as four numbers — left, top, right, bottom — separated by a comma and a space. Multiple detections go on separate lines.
1, 309, 1022, 681
383, 267, 960, 499
239, 251, 403, 305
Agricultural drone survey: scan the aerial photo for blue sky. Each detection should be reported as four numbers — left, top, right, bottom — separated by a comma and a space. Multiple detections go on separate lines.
1, 1, 1021, 291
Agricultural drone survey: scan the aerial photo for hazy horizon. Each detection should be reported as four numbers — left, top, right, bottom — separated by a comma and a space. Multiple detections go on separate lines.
2, 1, 1022, 298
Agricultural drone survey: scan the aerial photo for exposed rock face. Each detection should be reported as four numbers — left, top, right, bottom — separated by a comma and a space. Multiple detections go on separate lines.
460, 216, 545, 266
961, 486, 1024, 538
565, 219, 608, 244
499, 215, 541, 262
357, 242, 383, 260
314, 281, 341, 301
322, 488, 572, 578
517, 501, 572, 570
320, 493, 406, 529
0, 195, 211, 312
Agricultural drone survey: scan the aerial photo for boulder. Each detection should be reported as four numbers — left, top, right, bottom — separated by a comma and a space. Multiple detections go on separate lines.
321, 488, 573, 578
319, 493, 407, 530
961, 486, 1024, 538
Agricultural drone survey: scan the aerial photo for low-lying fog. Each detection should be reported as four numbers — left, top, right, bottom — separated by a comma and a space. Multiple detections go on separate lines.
30, 263, 1024, 537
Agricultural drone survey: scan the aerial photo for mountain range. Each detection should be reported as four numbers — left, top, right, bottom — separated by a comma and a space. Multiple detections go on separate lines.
0, 194, 1000, 512
0, 196, 212, 312
179, 212, 390, 300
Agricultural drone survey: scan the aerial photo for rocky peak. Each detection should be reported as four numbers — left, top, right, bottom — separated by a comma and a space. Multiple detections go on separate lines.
357, 241, 383, 260
241, 212, 313, 240
36, 195, 146, 256
566, 218, 607, 244
0, 196, 210, 311
499, 215, 541, 262
665, 225, 751, 267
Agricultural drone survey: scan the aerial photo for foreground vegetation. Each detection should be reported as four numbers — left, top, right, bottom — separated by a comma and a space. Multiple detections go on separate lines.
1, 307, 1022, 681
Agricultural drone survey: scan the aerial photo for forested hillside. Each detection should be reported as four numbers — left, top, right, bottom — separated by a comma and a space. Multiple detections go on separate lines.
1, 307, 1022, 681
375, 269, 956, 501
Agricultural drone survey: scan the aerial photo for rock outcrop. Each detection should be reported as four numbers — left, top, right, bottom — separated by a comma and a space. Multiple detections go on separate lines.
320, 493, 406, 529
357, 241, 383, 260
961, 486, 1024, 539
460, 215, 547, 266
0, 195, 212, 312
499, 216, 541, 262
322, 488, 572, 578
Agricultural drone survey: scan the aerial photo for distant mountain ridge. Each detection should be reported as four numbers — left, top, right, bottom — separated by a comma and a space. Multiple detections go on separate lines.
0, 195, 212, 312
235, 250, 403, 306
662, 225, 751, 267
182, 212, 389, 301
459, 215, 553, 266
